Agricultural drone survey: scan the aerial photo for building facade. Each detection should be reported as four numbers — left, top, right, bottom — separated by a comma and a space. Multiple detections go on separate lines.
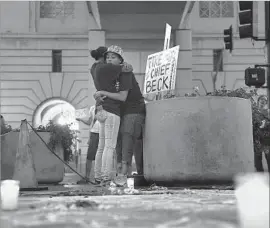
0, 1, 267, 165
191, 1, 266, 94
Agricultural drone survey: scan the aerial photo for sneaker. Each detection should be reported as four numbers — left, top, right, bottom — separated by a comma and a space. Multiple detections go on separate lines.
77, 178, 89, 184
91, 179, 101, 185
114, 174, 127, 187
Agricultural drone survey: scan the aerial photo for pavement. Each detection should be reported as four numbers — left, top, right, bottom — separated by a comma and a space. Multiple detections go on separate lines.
1, 174, 239, 228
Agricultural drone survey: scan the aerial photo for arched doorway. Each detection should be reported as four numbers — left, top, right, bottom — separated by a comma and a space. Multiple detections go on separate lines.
32, 97, 78, 131
32, 98, 81, 171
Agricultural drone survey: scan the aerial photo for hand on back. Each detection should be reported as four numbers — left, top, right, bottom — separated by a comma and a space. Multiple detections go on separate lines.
121, 62, 133, 73
94, 91, 107, 102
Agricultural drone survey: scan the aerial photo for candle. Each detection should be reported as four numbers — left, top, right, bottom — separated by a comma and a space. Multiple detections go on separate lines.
235, 173, 269, 228
127, 178, 134, 189
1, 180, 20, 210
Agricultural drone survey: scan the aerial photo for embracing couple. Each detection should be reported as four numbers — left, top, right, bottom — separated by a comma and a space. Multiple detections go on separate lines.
90, 45, 146, 186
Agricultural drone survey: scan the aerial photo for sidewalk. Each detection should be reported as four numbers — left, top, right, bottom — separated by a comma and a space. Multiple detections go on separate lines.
1, 174, 239, 228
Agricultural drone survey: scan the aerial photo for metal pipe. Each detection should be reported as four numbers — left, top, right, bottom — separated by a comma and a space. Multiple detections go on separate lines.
265, 1, 270, 116
254, 64, 270, 68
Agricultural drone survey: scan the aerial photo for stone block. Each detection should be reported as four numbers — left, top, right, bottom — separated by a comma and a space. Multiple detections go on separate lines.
143, 97, 254, 184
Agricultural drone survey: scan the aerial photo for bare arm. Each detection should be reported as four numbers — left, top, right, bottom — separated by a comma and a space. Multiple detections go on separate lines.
95, 63, 122, 76
76, 116, 93, 126
94, 70, 133, 102
93, 93, 107, 102
96, 62, 133, 75
144, 93, 159, 103
96, 90, 129, 102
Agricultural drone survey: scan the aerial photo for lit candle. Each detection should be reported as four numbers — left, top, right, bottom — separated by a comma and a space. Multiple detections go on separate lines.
235, 173, 269, 228
1, 180, 20, 210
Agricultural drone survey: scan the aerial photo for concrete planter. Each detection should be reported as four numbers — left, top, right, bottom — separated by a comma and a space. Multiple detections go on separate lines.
143, 97, 254, 184
1, 131, 65, 184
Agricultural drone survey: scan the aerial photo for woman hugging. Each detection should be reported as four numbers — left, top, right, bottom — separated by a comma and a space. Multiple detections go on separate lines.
92, 45, 146, 187
90, 45, 136, 186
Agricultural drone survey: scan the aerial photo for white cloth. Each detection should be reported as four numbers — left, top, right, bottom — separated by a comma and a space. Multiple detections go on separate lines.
88, 106, 99, 133
91, 120, 100, 133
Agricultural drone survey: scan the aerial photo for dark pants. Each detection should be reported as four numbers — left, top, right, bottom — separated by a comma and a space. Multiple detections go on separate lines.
254, 145, 270, 172
116, 113, 145, 175
86, 132, 99, 160
133, 138, 144, 175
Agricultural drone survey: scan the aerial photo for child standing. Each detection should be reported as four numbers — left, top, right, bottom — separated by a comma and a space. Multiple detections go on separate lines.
76, 105, 99, 184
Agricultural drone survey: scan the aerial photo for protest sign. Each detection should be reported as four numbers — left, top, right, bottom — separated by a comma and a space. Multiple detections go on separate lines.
143, 45, 179, 95
75, 108, 89, 119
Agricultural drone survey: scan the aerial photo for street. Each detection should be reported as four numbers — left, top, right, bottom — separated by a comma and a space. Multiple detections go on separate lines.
1, 174, 238, 228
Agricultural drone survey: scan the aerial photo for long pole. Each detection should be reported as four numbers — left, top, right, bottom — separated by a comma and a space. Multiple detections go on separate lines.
265, 1, 270, 116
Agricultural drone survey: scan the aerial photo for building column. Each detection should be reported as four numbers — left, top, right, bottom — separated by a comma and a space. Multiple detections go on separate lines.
174, 26, 193, 96
88, 29, 105, 104
29, 1, 36, 32
76, 30, 106, 178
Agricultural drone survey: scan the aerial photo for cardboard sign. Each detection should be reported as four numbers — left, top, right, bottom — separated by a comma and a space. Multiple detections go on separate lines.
75, 108, 89, 119
143, 45, 180, 95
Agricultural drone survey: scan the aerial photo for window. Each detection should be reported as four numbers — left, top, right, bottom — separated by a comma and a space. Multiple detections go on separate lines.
52, 50, 62, 72
40, 1, 74, 19
199, 1, 234, 18
213, 49, 223, 72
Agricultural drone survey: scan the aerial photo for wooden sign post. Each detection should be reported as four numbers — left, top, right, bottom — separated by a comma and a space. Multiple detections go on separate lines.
163, 23, 172, 51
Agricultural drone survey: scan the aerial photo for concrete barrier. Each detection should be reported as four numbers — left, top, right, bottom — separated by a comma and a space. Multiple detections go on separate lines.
13, 120, 38, 189
1, 131, 64, 184
143, 97, 255, 184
